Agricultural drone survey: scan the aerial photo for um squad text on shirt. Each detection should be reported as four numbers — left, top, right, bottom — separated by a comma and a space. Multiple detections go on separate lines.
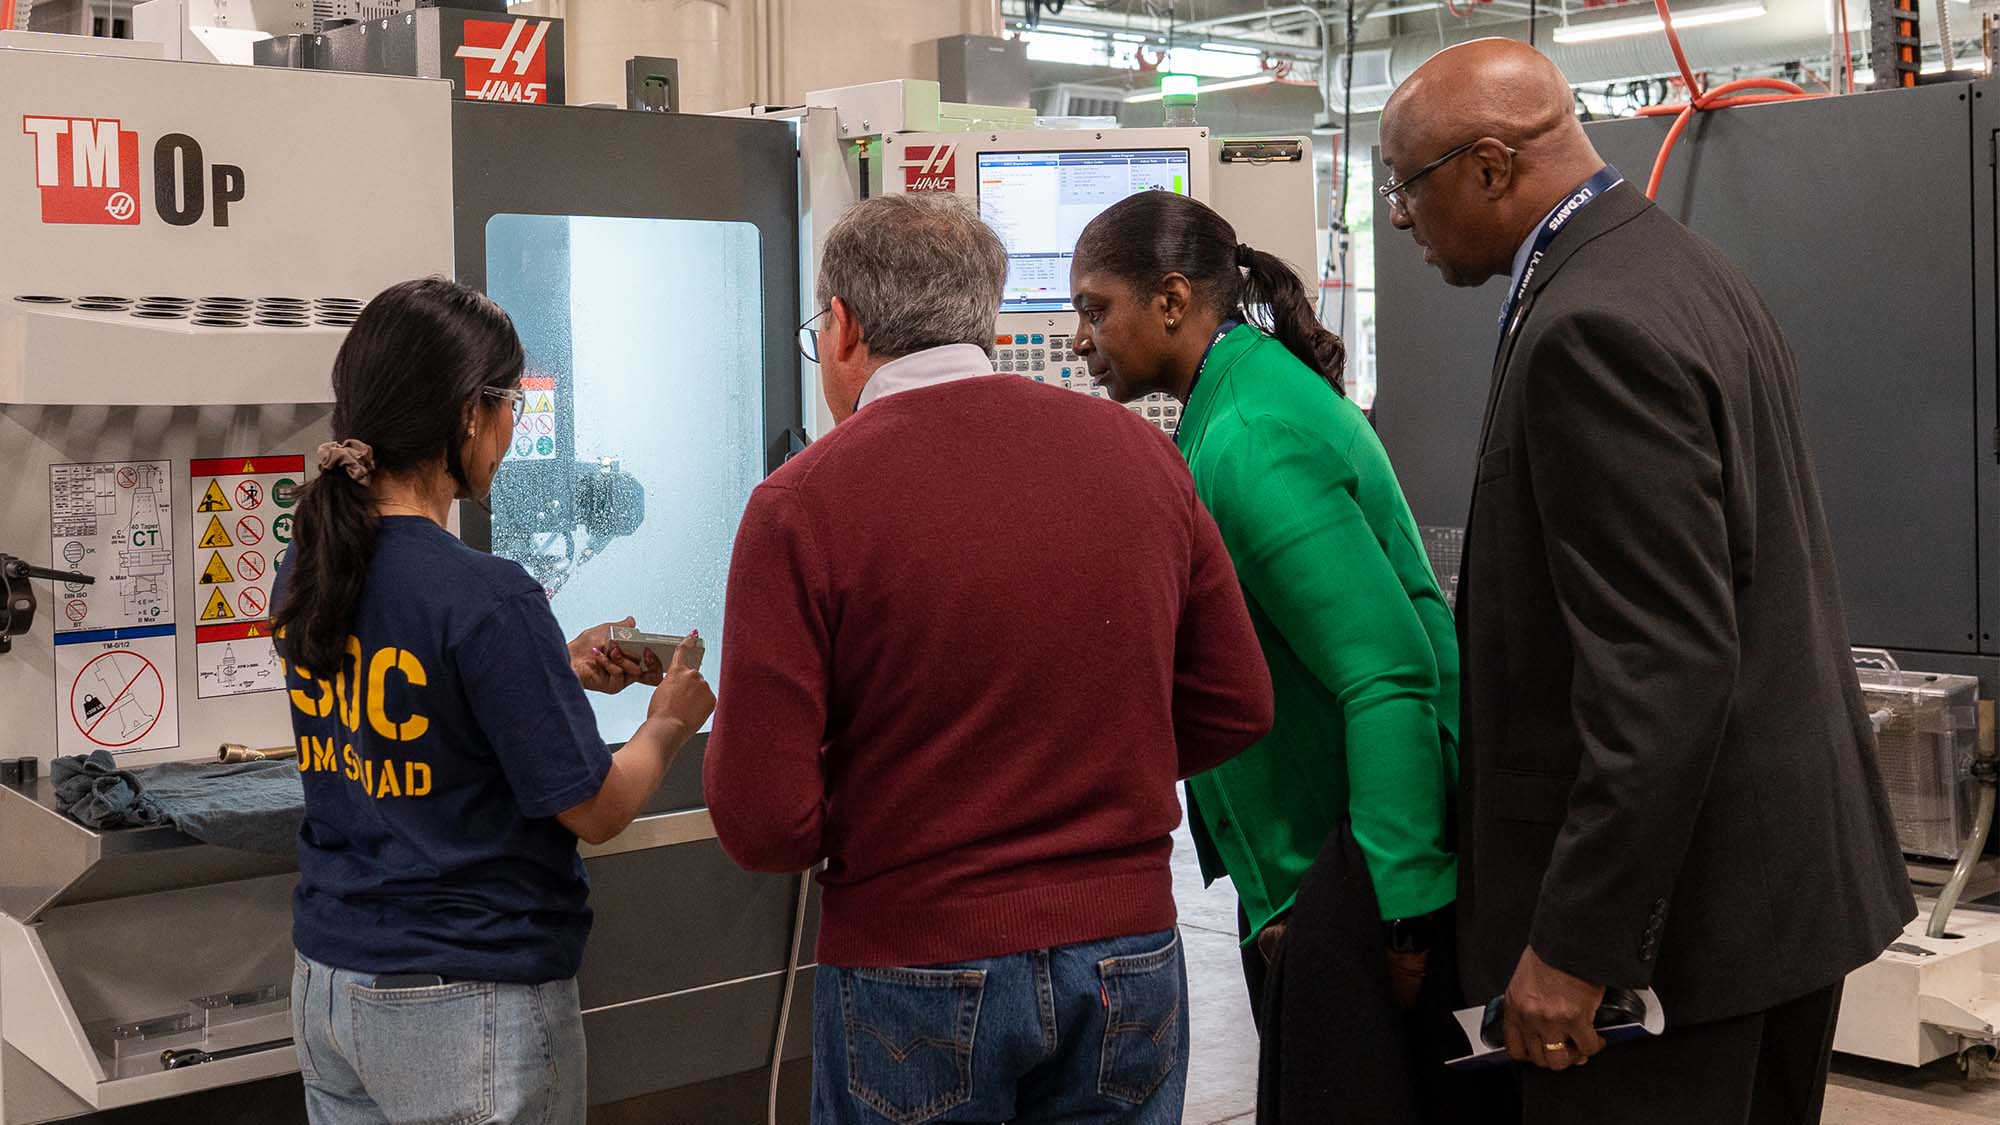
281, 633, 436, 800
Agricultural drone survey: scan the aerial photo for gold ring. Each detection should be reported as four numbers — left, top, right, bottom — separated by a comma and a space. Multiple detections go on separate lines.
1545, 1042, 1568, 1052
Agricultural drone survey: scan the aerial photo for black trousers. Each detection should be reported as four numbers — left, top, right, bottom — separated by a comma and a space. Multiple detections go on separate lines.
1241, 887, 1517, 1124
1518, 983, 1844, 1125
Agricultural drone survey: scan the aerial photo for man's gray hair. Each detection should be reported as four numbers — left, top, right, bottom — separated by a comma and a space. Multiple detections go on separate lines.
815, 194, 1009, 359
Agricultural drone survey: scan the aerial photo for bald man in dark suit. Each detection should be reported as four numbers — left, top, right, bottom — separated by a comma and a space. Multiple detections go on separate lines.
1378, 39, 1915, 1123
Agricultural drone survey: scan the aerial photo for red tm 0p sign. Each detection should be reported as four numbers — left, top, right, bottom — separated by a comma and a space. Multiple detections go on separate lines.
21, 116, 142, 225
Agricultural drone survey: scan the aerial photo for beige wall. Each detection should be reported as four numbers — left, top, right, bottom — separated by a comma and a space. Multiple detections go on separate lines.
526, 0, 1001, 112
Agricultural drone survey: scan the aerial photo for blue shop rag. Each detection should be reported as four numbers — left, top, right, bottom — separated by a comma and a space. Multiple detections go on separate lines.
49, 752, 303, 856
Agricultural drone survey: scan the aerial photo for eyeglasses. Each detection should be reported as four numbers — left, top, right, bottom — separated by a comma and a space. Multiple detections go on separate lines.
483, 385, 526, 423
798, 307, 830, 365
1378, 138, 1513, 213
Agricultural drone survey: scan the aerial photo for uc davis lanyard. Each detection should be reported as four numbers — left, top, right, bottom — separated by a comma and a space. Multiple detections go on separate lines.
1496, 166, 1625, 343
1184, 318, 1242, 405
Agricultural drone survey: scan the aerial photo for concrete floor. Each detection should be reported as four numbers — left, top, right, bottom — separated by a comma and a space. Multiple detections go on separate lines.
1167, 819, 2000, 1125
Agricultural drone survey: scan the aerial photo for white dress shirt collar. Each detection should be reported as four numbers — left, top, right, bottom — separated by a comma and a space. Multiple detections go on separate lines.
855, 343, 996, 410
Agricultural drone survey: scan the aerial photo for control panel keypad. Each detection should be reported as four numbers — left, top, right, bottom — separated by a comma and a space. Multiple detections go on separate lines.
995, 332, 1180, 435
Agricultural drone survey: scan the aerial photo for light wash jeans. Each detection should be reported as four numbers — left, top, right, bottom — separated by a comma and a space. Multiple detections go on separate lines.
291, 953, 586, 1125
812, 929, 1188, 1125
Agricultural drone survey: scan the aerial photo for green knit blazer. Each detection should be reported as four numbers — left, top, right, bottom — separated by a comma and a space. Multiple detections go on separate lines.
1178, 324, 1461, 937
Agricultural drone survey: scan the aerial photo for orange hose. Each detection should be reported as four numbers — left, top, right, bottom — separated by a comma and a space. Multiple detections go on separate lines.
1638, 76, 1817, 115
1644, 106, 1698, 199
1838, 0, 1854, 94
1653, 0, 1706, 97
1641, 1, 1821, 199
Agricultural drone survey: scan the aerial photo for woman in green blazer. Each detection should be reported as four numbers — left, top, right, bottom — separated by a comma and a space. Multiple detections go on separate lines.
1070, 191, 1460, 1013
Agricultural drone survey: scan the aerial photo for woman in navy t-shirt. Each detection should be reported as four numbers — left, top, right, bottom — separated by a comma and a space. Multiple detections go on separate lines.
271, 278, 715, 1125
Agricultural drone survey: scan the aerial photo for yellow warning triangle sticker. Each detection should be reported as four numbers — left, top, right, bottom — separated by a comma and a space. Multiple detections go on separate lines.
246, 624, 262, 637
197, 479, 231, 512
241, 460, 258, 474
199, 551, 234, 585
199, 515, 233, 549
201, 587, 235, 621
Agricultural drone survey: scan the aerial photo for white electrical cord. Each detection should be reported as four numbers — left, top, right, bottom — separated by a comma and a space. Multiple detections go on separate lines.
1929, 748, 1997, 939
1937, 0, 1957, 73
767, 868, 815, 1125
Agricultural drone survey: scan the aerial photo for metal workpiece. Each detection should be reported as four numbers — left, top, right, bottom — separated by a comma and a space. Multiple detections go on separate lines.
0, 781, 297, 924
216, 742, 298, 764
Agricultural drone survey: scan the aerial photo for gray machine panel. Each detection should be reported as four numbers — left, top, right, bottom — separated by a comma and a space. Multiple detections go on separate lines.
578, 842, 817, 1008
1374, 82, 1991, 658
449, 99, 802, 480
1975, 86, 2000, 655
583, 971, 812, 1109
445, 100, 810, 1115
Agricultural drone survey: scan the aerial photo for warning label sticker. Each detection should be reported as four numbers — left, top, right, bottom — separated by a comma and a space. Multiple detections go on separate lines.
198, 478, 231, 513
49, 461, 174, 633
54, 627, 180, 756
201, 587, 234, 621
189, 455, 304, 698
196, 620, 284, 698
514, 375, 559, 462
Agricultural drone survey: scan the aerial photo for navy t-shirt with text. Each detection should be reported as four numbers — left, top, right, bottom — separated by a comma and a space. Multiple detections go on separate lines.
277, 516, 612, 984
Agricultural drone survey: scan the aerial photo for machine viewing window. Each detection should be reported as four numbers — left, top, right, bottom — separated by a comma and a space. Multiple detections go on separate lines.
977, 148, 1192, 312
483, 213, 765, 743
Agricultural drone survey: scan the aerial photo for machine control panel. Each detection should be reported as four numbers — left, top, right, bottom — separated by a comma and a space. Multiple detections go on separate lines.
993, 332, 1181, 435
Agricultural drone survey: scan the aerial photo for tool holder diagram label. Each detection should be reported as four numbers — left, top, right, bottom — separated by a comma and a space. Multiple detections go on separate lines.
49, 461, 174, 632
189, 455, 304, 698
195, 620, 284, 698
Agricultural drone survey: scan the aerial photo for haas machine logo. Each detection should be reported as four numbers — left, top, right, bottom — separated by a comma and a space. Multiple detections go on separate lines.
901, 144, 957, 193
21, 117, 141, 225
457, 19, 553, 104
22, 116, 247, 227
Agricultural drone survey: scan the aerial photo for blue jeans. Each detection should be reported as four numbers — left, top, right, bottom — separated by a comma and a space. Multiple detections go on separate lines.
812, 929, 1188, 1125
290, 953, 586, 1125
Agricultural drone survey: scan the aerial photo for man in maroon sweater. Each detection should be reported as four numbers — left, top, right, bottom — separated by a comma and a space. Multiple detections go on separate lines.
705, 193, 1273, 1124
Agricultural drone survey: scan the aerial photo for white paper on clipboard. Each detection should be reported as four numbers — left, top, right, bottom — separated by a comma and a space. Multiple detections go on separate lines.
1446, 987, 1666, 1070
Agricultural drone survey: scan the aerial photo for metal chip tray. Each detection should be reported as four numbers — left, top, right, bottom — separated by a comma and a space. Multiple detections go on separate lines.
0, 779, 297, 924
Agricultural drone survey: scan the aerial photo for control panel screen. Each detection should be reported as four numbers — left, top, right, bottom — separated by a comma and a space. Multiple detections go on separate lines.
977, 149, 1191, 312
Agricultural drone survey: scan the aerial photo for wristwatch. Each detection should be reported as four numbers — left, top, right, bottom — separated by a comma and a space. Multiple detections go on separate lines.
1384, 912, 1439, 954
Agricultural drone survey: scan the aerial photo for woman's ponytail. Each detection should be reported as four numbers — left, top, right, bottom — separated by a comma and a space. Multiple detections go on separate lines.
272, 277, 523, 678
1237, 244, 1346, 395
276, 465, 379, 677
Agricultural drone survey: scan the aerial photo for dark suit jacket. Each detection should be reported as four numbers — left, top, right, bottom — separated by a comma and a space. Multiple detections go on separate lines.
1456, 182, 1916, 1026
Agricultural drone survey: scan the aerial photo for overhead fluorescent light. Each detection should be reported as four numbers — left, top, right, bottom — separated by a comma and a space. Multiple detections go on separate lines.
1551, 0, 1766, 43
1016, 24, 1104, 40
1201, 42, 1268, 56
1111, 31, 1148, 42
1124, 74, 1276, 103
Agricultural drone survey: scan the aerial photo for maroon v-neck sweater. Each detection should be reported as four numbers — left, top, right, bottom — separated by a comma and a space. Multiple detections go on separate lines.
705, 374, 1273, 968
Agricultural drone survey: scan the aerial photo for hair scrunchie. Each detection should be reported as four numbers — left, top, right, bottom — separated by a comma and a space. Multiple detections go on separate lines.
317, 439, 375, 486
1236, 243, 1256, 268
